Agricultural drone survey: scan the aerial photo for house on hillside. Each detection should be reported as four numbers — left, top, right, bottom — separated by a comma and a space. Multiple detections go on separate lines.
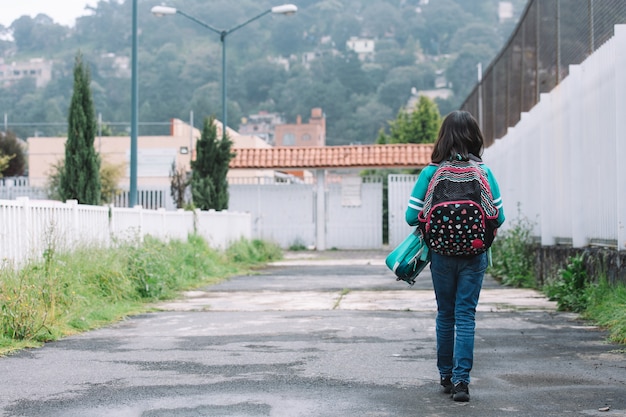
0, 58, 52, 88
346, 37, 375, 61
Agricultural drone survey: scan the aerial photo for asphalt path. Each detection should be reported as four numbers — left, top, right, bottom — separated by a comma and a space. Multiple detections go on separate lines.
1, 250, 625, 417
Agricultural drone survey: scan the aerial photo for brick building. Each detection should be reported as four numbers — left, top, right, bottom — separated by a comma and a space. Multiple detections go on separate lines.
274, 108, 326, 147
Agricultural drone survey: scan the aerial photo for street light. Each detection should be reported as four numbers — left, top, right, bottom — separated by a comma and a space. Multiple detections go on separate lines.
130, 0, 138, 207
151, 4, 297, 141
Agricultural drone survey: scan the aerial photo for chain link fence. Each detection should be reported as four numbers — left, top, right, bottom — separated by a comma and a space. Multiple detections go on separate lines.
462, 0, 626, 146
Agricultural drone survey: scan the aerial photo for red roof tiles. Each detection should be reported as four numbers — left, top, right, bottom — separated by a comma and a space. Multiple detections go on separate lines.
230, 143, 433, 169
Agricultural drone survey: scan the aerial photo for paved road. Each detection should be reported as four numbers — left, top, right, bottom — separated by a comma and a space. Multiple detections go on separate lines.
1, 250, 625, 417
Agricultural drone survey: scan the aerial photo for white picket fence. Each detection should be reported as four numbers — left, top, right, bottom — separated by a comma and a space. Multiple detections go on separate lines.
0, 197, 251, 268
481, 24, 626, 251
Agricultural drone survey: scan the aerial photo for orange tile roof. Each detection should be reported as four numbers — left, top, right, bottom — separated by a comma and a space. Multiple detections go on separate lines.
229, 143, 433, 169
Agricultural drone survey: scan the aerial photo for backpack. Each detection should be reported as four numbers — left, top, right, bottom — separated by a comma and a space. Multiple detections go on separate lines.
418, 158, 499, 256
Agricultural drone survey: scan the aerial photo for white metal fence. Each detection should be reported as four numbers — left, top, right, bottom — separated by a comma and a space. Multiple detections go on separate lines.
228, 177, 383, 250
481, 24, 626, 251
0, 198, 251, 268
114, 187, 176, 211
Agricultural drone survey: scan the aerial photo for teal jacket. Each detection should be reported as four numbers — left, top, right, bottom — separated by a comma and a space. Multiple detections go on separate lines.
405, 161, 506, 227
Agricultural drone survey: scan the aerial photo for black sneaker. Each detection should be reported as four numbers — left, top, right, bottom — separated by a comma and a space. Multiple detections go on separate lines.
440, 376, 453, 394
451, 381, 470, 402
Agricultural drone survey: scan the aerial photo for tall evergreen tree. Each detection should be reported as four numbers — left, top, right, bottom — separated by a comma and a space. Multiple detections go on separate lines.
59, 52, 101, 204
377, 95, 441, 145
191, 116, 234, 211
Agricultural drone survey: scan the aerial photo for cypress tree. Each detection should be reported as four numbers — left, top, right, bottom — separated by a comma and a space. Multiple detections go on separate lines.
191, 116, 234, 211
59, 52, 101, 205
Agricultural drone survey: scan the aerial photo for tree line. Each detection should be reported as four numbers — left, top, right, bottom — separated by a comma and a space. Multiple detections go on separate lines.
0, 0, 524, 145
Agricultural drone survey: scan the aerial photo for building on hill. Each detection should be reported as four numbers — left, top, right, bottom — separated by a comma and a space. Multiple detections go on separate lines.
0, 58, 52, 88
238, 111, 285, 146
274, 108, 326, 148
272, 108, 326, 181
346, 37, 375, 61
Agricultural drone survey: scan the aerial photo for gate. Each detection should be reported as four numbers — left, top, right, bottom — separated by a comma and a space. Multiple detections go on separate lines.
229, 175, 383, 250
387, 174, 418, 248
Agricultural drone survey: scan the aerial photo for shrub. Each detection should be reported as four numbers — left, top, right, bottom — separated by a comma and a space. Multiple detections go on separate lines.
544, 255, 591, 313
488, 209, 536, 288
226, 238, 283, 264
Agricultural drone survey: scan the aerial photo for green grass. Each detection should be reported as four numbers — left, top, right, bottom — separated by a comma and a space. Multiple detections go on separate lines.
488, 209, 625, 345
542, 255, 626, 345
0, 235, 282, 355
582, 281, 626, 345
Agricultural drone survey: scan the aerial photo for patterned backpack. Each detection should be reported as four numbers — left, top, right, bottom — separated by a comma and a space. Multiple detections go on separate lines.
418, 158, 499, 256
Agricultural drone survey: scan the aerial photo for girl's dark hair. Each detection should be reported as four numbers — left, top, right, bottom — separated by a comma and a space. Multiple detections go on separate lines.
431, 110, 484, 163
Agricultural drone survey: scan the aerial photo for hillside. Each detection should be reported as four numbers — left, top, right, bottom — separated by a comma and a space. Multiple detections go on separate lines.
0, 0, 526, 144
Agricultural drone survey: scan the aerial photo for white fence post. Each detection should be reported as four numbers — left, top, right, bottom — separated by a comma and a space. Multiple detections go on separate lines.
567, 64, 587, 248
615, 25, 626, 252
67, 199, 79, 248
538, 93, 555, 246
16, 197, 30, 265
315, 169, 326, 251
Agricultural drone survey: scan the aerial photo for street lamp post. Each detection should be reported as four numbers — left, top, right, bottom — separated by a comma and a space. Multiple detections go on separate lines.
151, 4, 297, 141
130, 0, 138, 207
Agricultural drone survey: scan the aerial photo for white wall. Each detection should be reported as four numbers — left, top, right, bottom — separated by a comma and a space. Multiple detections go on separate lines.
482, 25, 626, 251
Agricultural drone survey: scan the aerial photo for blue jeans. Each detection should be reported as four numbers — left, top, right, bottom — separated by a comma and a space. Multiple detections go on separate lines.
430, 252, 487, 385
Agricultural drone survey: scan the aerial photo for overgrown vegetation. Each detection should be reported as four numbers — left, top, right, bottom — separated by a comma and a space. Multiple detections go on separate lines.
488, 210, 536, 288
583, 282, 626, 345
544, 255, 626, 344
0, 235, 282, 355
544, 255, 590, 313
489, 211, 626, 344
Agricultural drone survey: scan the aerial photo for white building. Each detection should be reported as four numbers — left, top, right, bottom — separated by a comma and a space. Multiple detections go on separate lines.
0, 58, 52, 88
346, 37, 375, 61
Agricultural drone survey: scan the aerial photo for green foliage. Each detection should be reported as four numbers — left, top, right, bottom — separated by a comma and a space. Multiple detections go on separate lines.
191, 116, 234, 210
226, 238, 283, 264
46, 158, 123, 204
544, 255, 591, 313
0, 131, 26, 177
0, 234, 281, 352
59, 52, 101, 205
0, 153, 12, 178
488, 210, 536, 288
99, 159, 125, 204
377, 96, 441, 145
288, 239, 308, 251
583, 281, 626, 344
124, 235, 233, 300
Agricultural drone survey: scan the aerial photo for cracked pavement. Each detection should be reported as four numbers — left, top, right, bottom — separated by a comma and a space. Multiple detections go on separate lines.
0, 250, 624, 417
